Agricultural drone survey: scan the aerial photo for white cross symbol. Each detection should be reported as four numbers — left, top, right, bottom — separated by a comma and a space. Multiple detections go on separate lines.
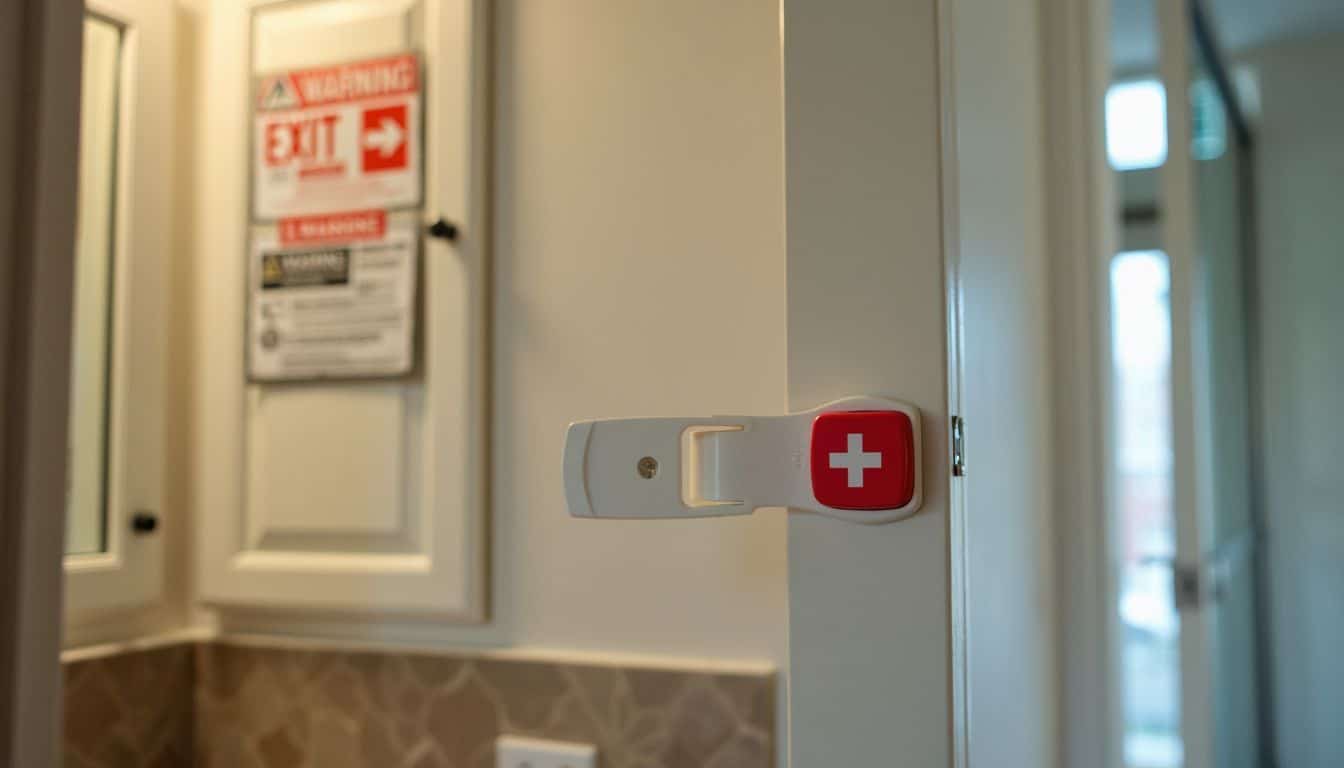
829, 433, 883, 488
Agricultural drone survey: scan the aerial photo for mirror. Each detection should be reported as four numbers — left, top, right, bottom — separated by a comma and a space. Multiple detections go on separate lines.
65, 14, 123, 555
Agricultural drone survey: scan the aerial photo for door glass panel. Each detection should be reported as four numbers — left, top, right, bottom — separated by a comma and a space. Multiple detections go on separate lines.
65, 14, 123, 555
1188, 20, 1261, 768
1190, 28, 1252, 558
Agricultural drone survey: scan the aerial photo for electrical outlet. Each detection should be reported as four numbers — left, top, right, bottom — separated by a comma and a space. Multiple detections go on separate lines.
496, 735, 597, 768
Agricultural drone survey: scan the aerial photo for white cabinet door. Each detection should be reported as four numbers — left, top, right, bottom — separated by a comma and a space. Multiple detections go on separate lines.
196, 0, 488, 619
64, 0, 172, 623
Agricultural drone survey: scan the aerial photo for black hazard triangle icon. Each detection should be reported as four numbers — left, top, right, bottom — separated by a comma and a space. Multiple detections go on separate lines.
259, 75, 298, 110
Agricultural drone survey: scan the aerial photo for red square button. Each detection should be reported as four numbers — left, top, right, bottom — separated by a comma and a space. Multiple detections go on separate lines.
810, 410, 915, 511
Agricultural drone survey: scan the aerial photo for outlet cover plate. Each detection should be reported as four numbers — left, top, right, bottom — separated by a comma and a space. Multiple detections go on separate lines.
496, 735, 597, 768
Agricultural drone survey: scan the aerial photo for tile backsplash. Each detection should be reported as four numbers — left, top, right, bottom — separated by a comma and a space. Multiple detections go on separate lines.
63, 641, 775, 768
63, 644, 195, 768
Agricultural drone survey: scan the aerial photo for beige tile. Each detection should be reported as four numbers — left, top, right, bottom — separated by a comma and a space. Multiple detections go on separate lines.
404, 745, 449, 768
565, 665, 623, 721
197, 643, 259, 698
63, 645, 195, 768
712, 673, 775, 735
71, 642, 774, 768
307, 712, 363, 768
316, 663, 369, 722
63, 669, 123, 755
404, 654, 466, 689
425, 674, 499, 764
257, 725, 305, 768
474, 659, 569, 731
625, 668, 691, 710
358, 717, 400, 767
660, 684, 736, 766
705, 730, 772, 768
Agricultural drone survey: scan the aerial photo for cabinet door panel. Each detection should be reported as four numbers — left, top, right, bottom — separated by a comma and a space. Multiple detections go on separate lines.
65, 0, 173, 625
197, 0, 487, 620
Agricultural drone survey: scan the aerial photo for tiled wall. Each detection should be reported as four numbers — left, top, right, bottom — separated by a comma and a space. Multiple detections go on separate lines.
63, 642, 775, 768
63, 644, 195, 768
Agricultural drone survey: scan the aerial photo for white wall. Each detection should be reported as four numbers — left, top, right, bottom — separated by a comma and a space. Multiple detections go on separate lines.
485, 0, 788, 661
188, 0, 789, 665
1243, 31, 1344, 768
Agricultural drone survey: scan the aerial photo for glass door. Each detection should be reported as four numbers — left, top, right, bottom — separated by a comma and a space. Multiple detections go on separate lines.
1160, 2, 1264, 766
1107, 2, 1266, 765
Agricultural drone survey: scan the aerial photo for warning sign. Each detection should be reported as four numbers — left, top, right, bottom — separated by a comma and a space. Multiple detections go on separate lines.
249, 211, 416, 381
279, 208, 386, 245
253, 54, 422, 220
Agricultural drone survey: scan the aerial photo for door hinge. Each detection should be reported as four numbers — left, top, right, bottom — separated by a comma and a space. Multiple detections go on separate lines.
951, 415, 966, 477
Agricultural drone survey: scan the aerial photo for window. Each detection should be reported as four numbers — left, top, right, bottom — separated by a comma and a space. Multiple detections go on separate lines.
1110, 250, 1181, 768
1107, 80, 1169, 171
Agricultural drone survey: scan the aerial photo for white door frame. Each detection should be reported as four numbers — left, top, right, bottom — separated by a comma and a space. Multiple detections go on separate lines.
0, 0, 82, 763
785, 0, 1078, 764
1040, 0, 1125, 765
783, 1, 957, 764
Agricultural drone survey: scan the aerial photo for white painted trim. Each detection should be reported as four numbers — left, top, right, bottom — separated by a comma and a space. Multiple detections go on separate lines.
213, 632, 779, 676
60, 626, 213, 665
62, 624, 778, 677
949, 0, 1061, 762
1041, 0, 1124, 765
937, 0, 971, 764
61, 600, 192, 651
0, 0, 83, 762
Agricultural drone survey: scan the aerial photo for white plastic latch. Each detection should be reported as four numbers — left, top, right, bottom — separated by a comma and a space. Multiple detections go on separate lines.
562, 396, 922, 525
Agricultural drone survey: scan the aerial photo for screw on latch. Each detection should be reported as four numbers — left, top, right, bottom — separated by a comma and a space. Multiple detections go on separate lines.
637, 456, 659, 479
426, 217, 459, 241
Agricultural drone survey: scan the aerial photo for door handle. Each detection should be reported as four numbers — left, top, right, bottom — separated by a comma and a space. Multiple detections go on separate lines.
563, 396, 923, 525
131, 511, 159, 535
426, 217, 458, 241
1160, 530, 1256, 610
